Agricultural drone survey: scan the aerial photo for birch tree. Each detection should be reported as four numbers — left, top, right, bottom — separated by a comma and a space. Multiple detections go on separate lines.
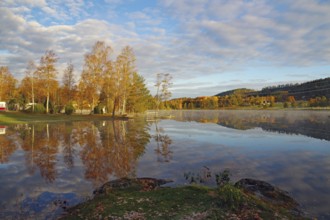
62, 62, 76, 104
81, 41, 112, 111
116, 46, 136, 115
0, 66, 17, 102
37, 50, 58, 113
155, 73, 173, 110
25, 61, 36, 112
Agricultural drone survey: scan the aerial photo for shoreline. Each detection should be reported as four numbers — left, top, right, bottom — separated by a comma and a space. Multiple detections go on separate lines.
1, 108, 329, 125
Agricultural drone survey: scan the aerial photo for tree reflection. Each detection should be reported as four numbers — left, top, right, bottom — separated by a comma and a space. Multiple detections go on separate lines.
79, 119, 151, 186
153, 121, 173, 162
20, 124, 37, 174
3, 119, 151, 184
79, 122, 111, 185
20, 124, 59, 182
171, 110, 330, 141
61, 122, 76, 170
0, 126, 17, 163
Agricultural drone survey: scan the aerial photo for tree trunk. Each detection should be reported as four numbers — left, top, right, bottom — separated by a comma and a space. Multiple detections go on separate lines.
92, 97, 95, 113
32, 77, 35, 112
46, 90, 49, 114
112, 97, 117, 118
122, 95, 126, 115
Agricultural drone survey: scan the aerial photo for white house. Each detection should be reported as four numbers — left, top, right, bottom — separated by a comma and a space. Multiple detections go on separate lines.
0, 126, 6, 135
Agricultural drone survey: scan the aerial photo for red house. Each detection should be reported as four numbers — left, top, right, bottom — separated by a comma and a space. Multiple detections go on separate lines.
0, 102, 6, 111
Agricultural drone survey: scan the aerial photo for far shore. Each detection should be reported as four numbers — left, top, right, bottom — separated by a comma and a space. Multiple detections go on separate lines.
0, 111, 129, 125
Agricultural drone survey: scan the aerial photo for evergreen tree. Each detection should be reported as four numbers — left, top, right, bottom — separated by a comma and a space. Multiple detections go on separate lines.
127, 72, 152, 113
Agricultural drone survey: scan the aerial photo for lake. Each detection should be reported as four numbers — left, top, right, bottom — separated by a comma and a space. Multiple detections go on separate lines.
0, 110, 329, 219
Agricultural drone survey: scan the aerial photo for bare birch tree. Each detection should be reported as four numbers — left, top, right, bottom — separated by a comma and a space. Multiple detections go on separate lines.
155, 73, 173, 110
62, 62, 76, 104
25, 61, 36, 112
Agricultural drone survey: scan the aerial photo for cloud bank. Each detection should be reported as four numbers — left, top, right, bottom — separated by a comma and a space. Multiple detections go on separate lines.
1, 0, 329, 97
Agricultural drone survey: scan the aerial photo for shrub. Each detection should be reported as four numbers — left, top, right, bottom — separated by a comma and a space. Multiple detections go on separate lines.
215, 169, 231, 187
25, 103, 45, 113
218, 184, 245, 210
65, 104, 75, 115
94, 104, 106, 114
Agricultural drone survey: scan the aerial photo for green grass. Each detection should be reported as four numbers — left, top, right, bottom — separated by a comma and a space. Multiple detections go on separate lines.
0, 111, 126, 125
61, 184, 308, 220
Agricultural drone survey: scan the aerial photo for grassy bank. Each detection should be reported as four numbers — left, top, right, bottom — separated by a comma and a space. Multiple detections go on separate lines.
61, 183, 307, 220
0, 111, 127, 125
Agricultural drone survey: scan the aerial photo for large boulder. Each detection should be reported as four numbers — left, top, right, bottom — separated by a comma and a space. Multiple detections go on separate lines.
235, 178, 302, 216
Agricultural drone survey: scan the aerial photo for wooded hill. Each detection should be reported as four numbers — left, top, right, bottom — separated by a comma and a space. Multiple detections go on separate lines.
215, 88, 255, 97
166, 77, 330, 109
216, 77, 330, 100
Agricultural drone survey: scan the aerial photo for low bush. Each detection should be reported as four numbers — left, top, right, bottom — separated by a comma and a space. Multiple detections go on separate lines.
215, 169, 231, 186
94, 104, 106, 114
25, 103, 45, 113
65, 104, 75, 115
218, 184, 245, 210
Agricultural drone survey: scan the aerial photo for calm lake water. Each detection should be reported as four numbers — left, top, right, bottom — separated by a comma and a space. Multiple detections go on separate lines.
0, 110, 329, 219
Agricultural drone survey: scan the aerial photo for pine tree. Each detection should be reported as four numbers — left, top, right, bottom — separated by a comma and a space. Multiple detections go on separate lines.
127, 72, 152, 113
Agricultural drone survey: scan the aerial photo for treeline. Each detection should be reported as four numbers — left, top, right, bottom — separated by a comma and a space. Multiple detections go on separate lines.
166, 95, 276, 109
166, 86, 330, 110
215, 88, 255, 97
164, 78, 330, 109
257, 77, 330, 100
0, 41, 154, 115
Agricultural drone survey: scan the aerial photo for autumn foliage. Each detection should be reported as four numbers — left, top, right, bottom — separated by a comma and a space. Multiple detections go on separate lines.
1, 41, 152, 115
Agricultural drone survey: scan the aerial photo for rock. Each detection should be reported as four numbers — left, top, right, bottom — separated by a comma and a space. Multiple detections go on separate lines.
235, 178, 303, 216
137, 177, 173, 191
93, 177, 173, 195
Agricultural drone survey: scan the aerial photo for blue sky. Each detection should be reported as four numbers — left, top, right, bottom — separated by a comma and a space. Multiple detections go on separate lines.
0, 0, 329, 98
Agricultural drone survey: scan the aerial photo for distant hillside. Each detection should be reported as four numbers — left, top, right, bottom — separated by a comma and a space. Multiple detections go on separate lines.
257, 77, 330, 99
215, 88, 255, 97
167, 77, 329, 109
216, 77, 330, 100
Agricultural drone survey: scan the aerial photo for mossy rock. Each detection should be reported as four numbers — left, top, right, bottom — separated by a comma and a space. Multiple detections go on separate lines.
235, 178, 303, 216
93, 177, 173, 195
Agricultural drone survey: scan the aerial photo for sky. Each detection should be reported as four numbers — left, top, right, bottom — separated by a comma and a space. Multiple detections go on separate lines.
0, 0, 329, 98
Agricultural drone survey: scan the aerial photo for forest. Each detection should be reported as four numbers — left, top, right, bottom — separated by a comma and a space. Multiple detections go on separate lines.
0, 41, 154, 116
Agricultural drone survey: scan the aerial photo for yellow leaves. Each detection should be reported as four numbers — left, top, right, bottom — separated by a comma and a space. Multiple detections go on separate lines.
0, 66, 17, 101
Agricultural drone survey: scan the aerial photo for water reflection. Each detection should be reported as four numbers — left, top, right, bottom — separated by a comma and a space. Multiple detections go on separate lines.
0, 110, 329, 219
0, 119, 151, 218
6, 120, 151, 185
0, 125, 17, 164
154, 121, 173, 162
169, 110, 330, 141
80, 120, 150, 185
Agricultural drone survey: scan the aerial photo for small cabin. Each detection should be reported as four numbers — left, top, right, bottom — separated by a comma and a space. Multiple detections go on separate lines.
0, 126, 6, 135
0, 102, 6, 111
